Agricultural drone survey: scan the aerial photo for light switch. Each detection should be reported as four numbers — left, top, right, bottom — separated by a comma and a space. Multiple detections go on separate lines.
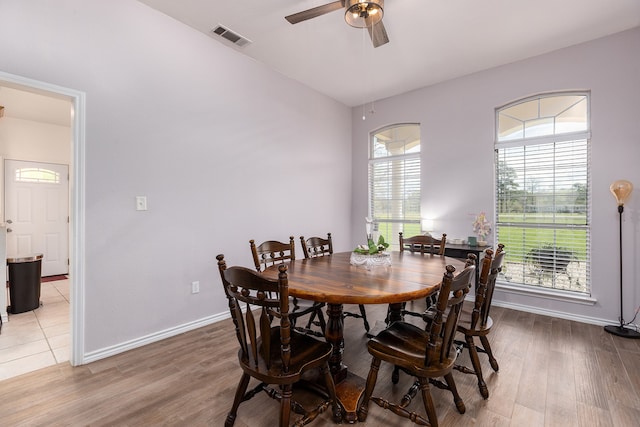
135, 196, 148, 211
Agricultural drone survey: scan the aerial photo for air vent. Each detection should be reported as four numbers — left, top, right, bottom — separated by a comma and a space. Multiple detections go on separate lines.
211, 25, 252, 48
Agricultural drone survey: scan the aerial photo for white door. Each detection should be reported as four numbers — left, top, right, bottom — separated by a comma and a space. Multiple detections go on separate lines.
4, 160, 69, 277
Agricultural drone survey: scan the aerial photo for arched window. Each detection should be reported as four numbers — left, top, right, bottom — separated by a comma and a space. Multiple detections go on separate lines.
369, 123, 421, 248
495, 92, 590, 294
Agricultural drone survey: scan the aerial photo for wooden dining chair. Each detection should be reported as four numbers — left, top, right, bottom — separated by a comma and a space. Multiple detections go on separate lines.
300, 233, 333, 259
250, 237, 297, 272
454, 243, 505, 399
216, 255, 341, 426
397, 231, 448, 319
389, 253, 477, 385
399, 231, 447, 255
300, 233, 370, 334
250, 237, 325, 337
357, 261, 475, 426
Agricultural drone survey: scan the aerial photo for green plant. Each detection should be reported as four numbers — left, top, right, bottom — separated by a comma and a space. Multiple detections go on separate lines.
354, 235, 389, 255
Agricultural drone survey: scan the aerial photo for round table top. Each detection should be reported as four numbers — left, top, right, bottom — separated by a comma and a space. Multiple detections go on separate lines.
263, 251, 466, 305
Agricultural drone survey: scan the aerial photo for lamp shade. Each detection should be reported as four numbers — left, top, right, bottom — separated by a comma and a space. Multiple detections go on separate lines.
610, 180, 633, 205
421, 218, 434, 232
345, 0, 384, 28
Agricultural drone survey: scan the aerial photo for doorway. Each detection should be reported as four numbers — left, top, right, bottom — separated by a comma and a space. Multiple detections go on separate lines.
0, 71, 85, 373
5, 160, 69, 277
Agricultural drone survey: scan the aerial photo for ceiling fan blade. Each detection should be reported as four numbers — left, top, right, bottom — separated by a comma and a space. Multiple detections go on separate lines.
367, 19, 389, 48
285, 1, 344, 24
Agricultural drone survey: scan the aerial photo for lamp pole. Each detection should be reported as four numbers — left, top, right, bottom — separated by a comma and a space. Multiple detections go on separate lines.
604, 180, 640, 338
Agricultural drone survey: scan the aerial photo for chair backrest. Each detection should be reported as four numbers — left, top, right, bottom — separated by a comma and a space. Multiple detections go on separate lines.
481, 243, 505, 326
425, 259, 475, 366
300, 233, 333, 259
469, 249, 494, 329
250, 236, 296, 272
217, 254, 291, 372
399, 232, 447, 255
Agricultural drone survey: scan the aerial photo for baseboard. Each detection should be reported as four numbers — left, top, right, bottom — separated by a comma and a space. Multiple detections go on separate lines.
82, 310, 231, 364
492, 300, 612, 327
79, 300, 614, 365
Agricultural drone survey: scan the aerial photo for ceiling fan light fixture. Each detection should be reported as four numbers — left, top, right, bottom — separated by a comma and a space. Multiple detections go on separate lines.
345, 0, 384, 28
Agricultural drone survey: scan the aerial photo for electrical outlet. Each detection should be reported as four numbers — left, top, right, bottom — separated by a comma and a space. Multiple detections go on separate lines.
191, 281, 200, 294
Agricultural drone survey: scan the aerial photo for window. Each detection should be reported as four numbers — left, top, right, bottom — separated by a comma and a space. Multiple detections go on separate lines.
15, 167, 60, 184
495, 92, 590, 294
369, 124, 421, 248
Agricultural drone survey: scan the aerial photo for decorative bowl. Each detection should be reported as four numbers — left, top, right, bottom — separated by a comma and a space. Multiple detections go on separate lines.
350, 251, 391, 270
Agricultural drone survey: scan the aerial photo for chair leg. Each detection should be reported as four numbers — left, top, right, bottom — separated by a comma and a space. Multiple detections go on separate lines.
391, 365, 401, 384
316, 306, 327, 335
297, 305, 326, 337
465, 334, 489, 399
226, 373, 251, 427
357, 357, 381, 422
479, 335, 499, 371
305, 310, 317, 330
358, 304, 370, 332
280, 384, 292, 427
418, 377, 438, 427
427, 293, 438, 309
321, 364, 343, 423
443, 372, 465, 414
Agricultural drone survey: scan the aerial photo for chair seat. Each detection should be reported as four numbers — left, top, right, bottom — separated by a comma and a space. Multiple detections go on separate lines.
368, 322, 455, 377
239, 328, 333, 384
456, 307, 493, 336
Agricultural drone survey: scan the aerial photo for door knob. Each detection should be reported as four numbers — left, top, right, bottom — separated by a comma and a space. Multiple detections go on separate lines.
6, 228, 12, 233
6, 219, 12, 224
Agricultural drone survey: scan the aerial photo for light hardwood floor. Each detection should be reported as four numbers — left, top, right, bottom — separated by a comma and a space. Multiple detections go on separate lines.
1, 301, 639, 426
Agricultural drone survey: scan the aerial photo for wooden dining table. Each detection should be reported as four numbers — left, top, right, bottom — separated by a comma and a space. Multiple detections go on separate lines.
263, 251, 466, 423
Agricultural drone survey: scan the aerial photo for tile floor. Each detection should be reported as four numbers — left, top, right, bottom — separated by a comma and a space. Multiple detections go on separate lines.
0, 278, 70, 381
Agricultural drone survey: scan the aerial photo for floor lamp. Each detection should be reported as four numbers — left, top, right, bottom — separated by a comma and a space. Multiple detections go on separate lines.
604, 179, 640, 338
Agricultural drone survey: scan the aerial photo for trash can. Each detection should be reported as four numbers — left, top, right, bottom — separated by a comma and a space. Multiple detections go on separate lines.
7, 254, 43, 314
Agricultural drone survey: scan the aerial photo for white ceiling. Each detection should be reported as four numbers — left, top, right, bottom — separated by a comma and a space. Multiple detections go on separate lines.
137, 0, 640, 107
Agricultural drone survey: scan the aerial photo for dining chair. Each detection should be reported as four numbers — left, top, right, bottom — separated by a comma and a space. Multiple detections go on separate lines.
399, 231, 447, 255
357, 260, 475, 426
397, 231, 448, 319
454, 243, 505, 399
216, 255, 341, 426
389, 253, 477, 385
250, 237, 325, 337
300, 233, 370, 334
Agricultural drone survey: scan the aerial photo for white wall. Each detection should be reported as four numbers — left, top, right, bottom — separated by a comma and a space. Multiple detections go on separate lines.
0, 0, 352, 358
352, 27, 640, 326
0, 117, 71, 163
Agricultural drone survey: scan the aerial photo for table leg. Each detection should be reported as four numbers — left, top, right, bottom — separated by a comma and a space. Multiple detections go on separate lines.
325, 303, 347, 382
325, 303, 365, 423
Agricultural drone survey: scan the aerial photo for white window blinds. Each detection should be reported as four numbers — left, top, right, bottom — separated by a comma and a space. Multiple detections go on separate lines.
495, 93, 590, 294
369, 124, 421, 245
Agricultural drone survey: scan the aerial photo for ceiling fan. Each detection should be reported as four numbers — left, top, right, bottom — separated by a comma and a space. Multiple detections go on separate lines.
285, 0, 389, 48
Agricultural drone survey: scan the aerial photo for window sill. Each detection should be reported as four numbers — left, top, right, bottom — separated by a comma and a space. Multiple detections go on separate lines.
495, 280, 597, 306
